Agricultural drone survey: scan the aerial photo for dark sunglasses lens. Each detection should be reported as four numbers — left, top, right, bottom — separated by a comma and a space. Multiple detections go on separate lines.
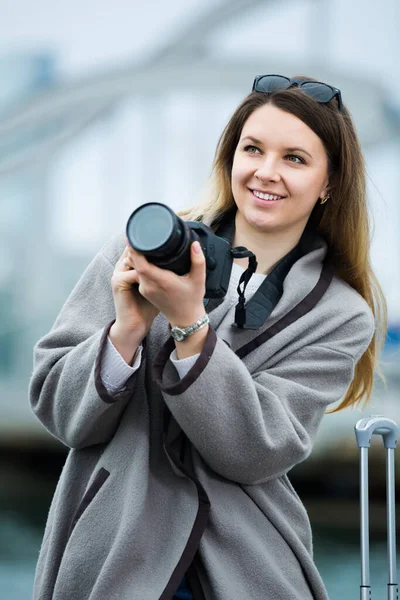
255, 75, 291, 93
300, 82, 334, 102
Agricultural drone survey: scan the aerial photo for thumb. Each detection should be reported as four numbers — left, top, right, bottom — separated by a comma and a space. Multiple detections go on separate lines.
189, 241, 206, 278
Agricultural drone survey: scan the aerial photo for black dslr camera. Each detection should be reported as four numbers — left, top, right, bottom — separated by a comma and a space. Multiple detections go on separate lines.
126, 202, 234, 299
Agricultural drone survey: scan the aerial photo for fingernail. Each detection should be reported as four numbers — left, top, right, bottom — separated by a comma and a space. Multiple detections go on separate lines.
193, 241, 201, 254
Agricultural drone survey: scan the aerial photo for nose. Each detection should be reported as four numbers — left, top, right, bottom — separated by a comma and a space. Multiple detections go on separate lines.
254, 157, 281, 183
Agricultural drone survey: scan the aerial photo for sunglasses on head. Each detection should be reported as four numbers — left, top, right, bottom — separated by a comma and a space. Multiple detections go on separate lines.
252, 74, 344, 114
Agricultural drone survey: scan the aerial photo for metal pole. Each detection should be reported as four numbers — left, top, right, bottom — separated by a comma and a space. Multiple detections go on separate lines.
356, 417, 399, 600
360, 447, 371, 599
386, 448, 398, 599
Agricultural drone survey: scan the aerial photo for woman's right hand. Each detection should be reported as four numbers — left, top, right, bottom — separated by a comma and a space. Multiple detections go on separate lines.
109, 246, 160, 364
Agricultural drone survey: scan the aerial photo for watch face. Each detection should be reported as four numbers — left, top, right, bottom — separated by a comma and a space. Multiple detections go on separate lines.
172, 328, 185, 342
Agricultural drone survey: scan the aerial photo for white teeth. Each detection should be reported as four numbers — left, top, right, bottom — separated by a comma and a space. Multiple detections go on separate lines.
253, 190, 283, 201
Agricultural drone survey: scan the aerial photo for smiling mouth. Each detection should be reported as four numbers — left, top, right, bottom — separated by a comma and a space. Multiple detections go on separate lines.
251, 189, 286, 201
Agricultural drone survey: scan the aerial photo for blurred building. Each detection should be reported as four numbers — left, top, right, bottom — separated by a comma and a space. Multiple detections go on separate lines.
0, 0, 399, 443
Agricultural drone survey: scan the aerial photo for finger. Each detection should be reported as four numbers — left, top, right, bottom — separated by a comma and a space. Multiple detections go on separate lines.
126, 248, 178, 291
116, 246, 129, 263
115, 257, 133, 273
129, 251, 165, 282
124, 269, 140, 285
188, 241, 206, 283
111, 268, 140, 291
115, 247, 135, 272
122, 256, 134, 271
126, 248, 147, 267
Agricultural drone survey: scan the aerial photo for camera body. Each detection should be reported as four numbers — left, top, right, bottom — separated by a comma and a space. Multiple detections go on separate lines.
126, 202, 233, 298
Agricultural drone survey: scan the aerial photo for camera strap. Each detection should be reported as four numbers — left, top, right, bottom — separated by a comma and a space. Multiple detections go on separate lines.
230, 246, 258, 327
233, 243, 304, 329
211, 208, 318, 329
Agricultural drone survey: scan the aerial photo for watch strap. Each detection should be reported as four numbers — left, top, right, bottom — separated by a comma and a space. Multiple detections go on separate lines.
171, 314, 210, 341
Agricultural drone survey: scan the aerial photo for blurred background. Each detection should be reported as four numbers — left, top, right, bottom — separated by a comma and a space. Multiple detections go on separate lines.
0, 0, 399, 597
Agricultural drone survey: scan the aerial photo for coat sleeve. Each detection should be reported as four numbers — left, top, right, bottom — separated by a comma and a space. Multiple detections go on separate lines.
153, 309, 375, 485
29, 244, 143, 449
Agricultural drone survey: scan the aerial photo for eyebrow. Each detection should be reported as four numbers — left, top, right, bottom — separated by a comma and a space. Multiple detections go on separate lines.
241, 136, 313, 159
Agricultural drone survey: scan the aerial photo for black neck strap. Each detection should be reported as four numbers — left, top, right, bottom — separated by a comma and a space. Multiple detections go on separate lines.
230, 246, 258, 327
233, 243, 303, 329
210, 208, 321, 329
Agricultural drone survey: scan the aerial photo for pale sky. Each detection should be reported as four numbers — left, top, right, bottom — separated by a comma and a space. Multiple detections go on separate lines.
0, 0, 397, 84
1, 0, 399, 320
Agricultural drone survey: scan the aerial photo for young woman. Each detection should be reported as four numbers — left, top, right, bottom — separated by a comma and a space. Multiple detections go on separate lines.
30, 74, 386, 600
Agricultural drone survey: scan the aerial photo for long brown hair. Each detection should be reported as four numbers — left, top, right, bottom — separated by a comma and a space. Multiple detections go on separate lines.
178, 78, 387, 412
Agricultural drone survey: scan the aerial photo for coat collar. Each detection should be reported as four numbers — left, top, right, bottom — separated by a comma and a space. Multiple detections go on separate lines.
205, 209, 329, 334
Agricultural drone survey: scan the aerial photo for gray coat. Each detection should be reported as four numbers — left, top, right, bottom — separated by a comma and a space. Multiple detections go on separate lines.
29, 230, 374, 600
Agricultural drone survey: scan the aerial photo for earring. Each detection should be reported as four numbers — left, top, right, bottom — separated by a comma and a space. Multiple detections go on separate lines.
320, 194, 330, 205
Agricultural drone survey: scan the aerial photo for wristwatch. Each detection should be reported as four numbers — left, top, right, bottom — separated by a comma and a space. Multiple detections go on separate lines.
170, 314, 210, 342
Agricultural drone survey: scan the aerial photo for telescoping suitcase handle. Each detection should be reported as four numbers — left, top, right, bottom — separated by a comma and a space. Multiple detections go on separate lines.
355, 417, 399, 600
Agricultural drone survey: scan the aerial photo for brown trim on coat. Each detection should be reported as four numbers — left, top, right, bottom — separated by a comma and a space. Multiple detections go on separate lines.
186, 555, 207, 600
153, 264, 333, 395
153, 327, 217, 396
236, 262, 334, 359
159, 408, 210, 600
68, 467, 110, 539
94, 320, 146, 404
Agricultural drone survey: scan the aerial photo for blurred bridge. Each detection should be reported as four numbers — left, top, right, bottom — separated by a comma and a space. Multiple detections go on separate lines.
0, 0, 399, 176
0, 0, 399, 448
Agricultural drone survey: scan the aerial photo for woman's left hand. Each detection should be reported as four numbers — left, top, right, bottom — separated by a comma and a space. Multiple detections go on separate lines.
125, 241, 207, 326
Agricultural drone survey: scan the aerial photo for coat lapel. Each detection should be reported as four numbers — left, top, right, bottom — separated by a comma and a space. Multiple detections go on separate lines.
209, 241, 331, 356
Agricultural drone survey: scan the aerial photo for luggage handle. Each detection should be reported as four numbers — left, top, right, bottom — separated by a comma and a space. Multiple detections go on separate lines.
355, 416, 399, 600
355, 417, 399, 450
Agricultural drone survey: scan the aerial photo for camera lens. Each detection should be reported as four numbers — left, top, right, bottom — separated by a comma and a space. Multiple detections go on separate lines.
126, 203, 184, 257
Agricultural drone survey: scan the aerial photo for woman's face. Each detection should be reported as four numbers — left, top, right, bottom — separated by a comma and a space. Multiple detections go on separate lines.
231, 103, 329, 238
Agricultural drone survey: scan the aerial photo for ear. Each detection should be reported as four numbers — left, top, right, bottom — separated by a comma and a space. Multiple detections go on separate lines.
320, 177, 330, 199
